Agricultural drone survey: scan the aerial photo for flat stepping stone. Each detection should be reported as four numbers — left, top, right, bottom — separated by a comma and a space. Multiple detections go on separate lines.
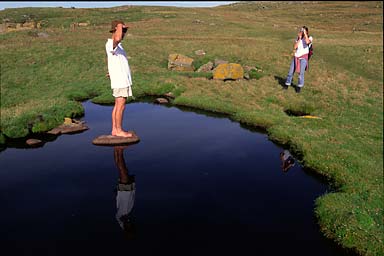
154, 98, 169, 104
92, 131, 140, 146
26, 138, 44, 147
47, 119, 89, 135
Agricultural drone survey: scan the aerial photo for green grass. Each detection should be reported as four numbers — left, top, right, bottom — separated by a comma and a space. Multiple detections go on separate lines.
0, 2, 383, 255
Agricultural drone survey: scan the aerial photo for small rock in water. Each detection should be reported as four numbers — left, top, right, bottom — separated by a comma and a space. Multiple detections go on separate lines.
47, 118, 89, 135
92, 131, 140, 146
59, 123, 89, 134
47, 127, 61, 135
155, 98, 169, 104
26, 138, 43, 147
164, 92, 175, 99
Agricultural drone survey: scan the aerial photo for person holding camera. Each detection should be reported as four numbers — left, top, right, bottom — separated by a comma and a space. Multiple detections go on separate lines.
105, 20, 133, 137
284, 26, 313, 93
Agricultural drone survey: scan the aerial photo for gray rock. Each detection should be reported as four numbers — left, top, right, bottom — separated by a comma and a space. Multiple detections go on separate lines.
214, 59, 228, 67
37, 32, 49, 38
194, 49, 206, 56
92, 132, 140, 146
197, 61, 214, 72
168, 53, 195, 71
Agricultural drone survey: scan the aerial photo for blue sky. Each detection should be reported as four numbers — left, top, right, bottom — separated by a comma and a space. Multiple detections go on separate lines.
0, 1, 237, 10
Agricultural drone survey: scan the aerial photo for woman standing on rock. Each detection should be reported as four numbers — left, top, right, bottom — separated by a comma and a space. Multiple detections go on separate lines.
105, 20, 133, 137
284, 26, 313, 93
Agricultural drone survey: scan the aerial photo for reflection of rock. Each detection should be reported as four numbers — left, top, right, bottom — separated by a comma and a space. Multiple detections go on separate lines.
168, 54, 194, 71
92, 132, 140, 146
213, 63, 244, 80
155, 98, 169, 104
26, 138, 43, 146
47, 118, 89, 135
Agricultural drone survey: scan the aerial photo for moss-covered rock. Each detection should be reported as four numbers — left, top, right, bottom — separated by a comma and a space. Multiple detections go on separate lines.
213, 63, 244, 80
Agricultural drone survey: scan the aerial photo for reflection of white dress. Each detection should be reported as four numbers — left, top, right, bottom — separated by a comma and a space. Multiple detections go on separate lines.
282, 150, 295, 167
282, 150, 291, 161
116, 182, 136, 229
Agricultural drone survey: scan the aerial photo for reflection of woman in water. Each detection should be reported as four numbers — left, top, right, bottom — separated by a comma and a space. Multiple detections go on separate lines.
280, 150, 295, 172
114, 146, 136, 239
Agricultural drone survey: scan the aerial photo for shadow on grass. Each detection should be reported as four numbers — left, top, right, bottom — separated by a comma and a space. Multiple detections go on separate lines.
274, 75, 288, 88
274, 75, 302, 92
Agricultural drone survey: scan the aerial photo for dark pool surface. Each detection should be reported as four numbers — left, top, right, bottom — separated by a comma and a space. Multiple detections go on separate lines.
0, 101, 353, 256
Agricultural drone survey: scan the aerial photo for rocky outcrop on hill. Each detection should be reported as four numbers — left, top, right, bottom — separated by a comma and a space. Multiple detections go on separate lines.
167, 53, 261, 81
168, 54, 195, 71
0, 20, 42, 33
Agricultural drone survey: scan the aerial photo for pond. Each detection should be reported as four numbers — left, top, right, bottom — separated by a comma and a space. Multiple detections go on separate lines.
0, 100, 353, 256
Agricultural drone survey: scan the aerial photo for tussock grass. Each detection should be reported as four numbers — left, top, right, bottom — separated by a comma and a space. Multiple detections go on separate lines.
0, 2, 383, 255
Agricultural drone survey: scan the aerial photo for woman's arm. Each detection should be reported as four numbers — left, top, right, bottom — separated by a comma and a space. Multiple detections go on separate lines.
293, 32, 302, 50
303, 30, 311, 45
113, 23, 124, 49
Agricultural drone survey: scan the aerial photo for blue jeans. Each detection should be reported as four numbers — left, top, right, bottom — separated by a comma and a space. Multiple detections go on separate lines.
285, 58, 307, 87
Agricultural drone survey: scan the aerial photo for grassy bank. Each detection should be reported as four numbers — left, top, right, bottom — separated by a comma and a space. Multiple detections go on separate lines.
0, 2, 383, 255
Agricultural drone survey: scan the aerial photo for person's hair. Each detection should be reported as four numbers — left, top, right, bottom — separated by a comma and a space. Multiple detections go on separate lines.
302, 26, 309, 35
110, 20, 125, 33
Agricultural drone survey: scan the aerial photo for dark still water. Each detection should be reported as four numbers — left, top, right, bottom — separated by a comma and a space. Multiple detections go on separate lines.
0, 101, 351, 256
